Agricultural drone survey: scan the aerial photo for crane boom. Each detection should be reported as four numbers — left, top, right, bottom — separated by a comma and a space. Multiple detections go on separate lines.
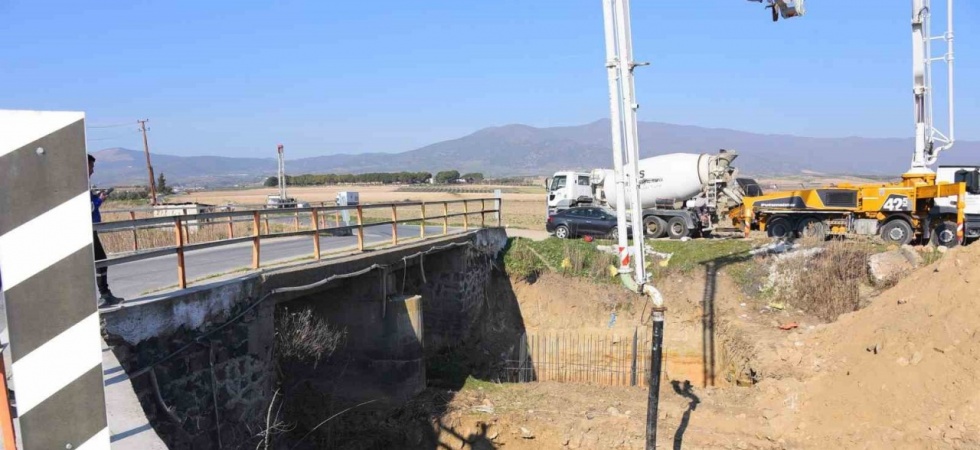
910, 0, 955, 172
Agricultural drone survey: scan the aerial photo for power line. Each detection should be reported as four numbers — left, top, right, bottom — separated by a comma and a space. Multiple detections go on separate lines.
86, 133, 135, 142
86, 122, 133, 129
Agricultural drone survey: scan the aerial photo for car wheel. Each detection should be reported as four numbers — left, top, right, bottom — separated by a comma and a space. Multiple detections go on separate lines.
666, 217, 689, 240
554, 225, 570, 239
606, 226, 620, 241
930, 220, 959, 248
880, 219, 914, 245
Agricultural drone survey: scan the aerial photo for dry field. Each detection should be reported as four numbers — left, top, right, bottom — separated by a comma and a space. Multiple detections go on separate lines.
181, 184, 549, 231
95, 184, 547, 254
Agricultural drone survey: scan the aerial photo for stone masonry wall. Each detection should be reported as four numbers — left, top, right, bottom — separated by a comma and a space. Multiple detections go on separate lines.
103, 276, 275, 450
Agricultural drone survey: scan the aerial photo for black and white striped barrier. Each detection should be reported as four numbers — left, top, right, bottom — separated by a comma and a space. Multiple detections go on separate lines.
0, 110, 110, 449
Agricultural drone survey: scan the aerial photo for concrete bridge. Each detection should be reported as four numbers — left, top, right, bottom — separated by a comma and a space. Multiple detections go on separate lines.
99, 227, 509, 449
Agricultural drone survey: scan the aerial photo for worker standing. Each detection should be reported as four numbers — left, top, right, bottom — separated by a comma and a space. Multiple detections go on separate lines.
89, 155, 123, 307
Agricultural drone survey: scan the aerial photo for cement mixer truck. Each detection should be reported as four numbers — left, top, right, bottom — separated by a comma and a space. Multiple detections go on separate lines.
546, 149, 749, 238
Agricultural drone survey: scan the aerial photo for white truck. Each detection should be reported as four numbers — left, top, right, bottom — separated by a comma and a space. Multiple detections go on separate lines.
935, 165, 980, 243
546, 149, 749, 238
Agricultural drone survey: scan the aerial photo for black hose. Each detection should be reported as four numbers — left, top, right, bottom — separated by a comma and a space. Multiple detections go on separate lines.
646, 309, 665, 449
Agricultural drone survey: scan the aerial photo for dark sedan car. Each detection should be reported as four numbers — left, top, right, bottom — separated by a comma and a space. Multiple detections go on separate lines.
546, 206, 625, 239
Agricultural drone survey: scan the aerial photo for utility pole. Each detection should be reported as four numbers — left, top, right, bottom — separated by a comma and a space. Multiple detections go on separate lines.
138, 119, 159, 205
277, 144, 287, 201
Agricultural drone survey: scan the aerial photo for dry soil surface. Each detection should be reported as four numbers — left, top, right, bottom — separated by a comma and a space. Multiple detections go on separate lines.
429, 244, 980, 449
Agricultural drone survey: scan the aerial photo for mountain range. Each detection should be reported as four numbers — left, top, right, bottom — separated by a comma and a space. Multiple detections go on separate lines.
90, 119, 980, 187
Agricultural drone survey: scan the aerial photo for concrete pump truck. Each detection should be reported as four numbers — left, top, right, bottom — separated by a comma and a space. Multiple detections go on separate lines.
731, 0, 971, 247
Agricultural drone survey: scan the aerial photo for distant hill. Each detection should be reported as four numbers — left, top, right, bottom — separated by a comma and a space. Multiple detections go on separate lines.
90, 120, 980, 187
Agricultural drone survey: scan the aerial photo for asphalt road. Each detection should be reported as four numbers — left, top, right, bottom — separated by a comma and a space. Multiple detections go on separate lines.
107, 223, 457, 299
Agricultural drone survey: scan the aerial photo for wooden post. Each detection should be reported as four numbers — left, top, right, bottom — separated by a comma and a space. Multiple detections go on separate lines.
420, 203, 426, 239
252, 211, 261, 269
311, 209, 321, 260
481, 199, 486, 228
227, 215, 234, 239
130, 210, 139, 251
391, 204, 398, 245
442, 202, 449, 235
356, 205, 364, 251
0, 362, 17, 450
174, 217, 187, 289
294, 211, 300, 232
264, 216, 270, 235
335, 210, 341, 227
463, 200, 469, 231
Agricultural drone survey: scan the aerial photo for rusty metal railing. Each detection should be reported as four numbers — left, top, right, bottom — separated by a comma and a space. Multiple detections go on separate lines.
93, 198, 502, 290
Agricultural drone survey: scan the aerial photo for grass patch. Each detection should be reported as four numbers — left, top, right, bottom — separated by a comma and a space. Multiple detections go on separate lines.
503, 237, 760, 283
502, 237, 618, 282
726, 257, 774, 299
461, 376, 502, 392
647, 239, 756, 274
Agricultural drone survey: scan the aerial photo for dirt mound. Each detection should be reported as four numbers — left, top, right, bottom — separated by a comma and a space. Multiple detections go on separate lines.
786, 244, 980, 448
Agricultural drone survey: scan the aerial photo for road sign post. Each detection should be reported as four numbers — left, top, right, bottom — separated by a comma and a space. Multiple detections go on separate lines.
0, 110, 111, 450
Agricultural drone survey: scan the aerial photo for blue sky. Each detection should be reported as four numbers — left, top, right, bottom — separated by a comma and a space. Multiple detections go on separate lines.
1, 1, 977, 158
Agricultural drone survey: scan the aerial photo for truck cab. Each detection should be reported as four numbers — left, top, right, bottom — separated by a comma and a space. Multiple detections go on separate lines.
546, 171, 594, 215
936, 165, 980, 241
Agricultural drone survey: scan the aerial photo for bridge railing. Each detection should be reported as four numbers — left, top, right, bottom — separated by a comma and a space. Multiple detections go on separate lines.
93, 197, 502, 290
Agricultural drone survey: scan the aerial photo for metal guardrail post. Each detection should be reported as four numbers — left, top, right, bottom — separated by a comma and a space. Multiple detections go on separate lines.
130, 210, 139, 251
420, 203, 426, 239
481, 199, 486, 228
356, 205, 365, 251
174, 217, 187, 289
442, 202, 449, 235
252, 211, 261, 269
391, 204, 398, 245
463, 200, 469, 231
335, 211, 341, 227
264, 216, 270, 235
311, 208, 321, 261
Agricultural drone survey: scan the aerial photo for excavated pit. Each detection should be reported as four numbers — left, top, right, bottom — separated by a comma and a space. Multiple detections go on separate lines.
279, 263, 759, 449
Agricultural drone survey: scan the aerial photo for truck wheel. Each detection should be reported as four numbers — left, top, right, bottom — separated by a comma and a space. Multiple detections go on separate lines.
554, 225, 570, 239
930, 221, 959, 248
798, 217, 828, 241
880, 219, 913, 245
766, 217, 794, 239
644, 216, 667, 239
666, 217, 689, 240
